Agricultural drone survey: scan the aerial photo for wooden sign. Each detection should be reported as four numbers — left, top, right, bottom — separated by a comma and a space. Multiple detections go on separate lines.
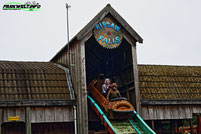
94, 17, 123, 49
8, 116, 19, 121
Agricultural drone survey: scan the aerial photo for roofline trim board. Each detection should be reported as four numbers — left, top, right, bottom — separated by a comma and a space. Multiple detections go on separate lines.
0, 100, 76, 107
141, 100, 201, 105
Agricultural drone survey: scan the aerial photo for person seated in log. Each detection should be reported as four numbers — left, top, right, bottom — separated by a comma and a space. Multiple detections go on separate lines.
107, 83, 121, 101
96, 74, 105, 93
107, 84, 112, 97
102, 78, 111, 97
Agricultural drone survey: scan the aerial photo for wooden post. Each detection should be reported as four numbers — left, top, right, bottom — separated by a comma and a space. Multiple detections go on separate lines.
189, 119, 193, 134
0, 109, 2, 134
126, 90, 130, 100
151, 120, 155, 131
171, 121, 175, 134
131, 45, 141, 115
26, 107, 31, 134
79, 36, 91, 134
197, 114, 201, 134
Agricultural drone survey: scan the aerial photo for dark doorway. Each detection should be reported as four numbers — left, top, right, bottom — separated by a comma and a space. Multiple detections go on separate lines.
86, 35, 135, 132
85, 36, 135, 97
31, 122, 74, 134
2, 122, 25, 134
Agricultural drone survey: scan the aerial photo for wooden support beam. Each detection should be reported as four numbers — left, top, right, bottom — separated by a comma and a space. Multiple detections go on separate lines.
141, 100, 201, 105
0, 109, 2, 134
171, 121, 175, 134
131, 45, 141, 115
189, 119, 193, 134
26, 107, 31, 134
126, 90, 130, 100
0, 100, 76, 107
79, 35, 91, 134
81, 45, 88, 134
151, 120, 155, 131
197, 114, 201, 134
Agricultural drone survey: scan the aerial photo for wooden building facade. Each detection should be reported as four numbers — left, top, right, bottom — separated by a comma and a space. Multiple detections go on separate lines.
1, 4, 201, 134
51, 4, 201, 134
51, 4, 143, 134
0, 61, 76, 134
138, 65, 201, 134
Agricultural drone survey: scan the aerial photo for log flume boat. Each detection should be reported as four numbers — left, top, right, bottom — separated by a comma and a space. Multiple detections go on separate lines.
88, 80, 134, 119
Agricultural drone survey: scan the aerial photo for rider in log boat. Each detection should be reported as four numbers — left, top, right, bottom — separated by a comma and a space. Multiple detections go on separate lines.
102, 78, 111, 97
88, 77, 134, 119
107, 83, 121, 101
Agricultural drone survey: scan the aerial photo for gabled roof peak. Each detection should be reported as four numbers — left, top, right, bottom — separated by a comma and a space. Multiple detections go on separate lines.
76, 4, 143, 42
106, 4, 111, 7
51, 4, 143, 61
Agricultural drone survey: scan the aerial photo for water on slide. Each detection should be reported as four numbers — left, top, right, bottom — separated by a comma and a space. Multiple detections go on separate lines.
110, 119, 145, 134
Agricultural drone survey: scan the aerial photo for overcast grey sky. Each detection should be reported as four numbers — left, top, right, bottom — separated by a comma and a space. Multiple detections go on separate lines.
0, 0, 201, 65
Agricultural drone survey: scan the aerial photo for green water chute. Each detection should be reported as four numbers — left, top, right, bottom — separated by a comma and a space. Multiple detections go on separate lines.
132, 111, 156, 134
88, 95, 118, 134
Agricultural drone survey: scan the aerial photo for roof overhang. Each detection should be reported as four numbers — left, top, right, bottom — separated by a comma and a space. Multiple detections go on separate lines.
0, 100, 76, 107
141, 100, 201, 105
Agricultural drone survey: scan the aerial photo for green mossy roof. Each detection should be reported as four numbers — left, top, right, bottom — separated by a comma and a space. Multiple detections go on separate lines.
138, 65, 201, 100
0, 61, 71, 101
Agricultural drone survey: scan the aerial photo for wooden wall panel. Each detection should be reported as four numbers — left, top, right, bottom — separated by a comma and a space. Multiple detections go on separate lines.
30, 106, 74, 123
56, 40, 83, 134
3, 107, 25, 123
55, 37, 89, 134
142, 105, 201, 120
0, 106, 74, 124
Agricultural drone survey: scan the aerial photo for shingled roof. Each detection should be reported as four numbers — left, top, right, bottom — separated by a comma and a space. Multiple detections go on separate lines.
138, 65, 201, 102
0, 61, 72, 102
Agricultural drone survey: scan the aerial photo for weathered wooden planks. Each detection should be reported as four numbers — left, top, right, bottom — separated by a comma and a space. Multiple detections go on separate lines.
26, 107, 31, 134
1, 106, 73, 124
50, 5, 143, 134
142, 105, 201, 120
3, 107, 25, 123
131, 45, 141, 115
30, 106, 74, 123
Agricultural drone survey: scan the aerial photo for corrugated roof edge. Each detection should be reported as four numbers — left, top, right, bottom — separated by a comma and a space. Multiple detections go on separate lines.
50, 4, 143, 62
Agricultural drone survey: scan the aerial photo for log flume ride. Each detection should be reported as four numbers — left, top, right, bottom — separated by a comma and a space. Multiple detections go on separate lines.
88, 80, 134, 119
88, 79, 156, 134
